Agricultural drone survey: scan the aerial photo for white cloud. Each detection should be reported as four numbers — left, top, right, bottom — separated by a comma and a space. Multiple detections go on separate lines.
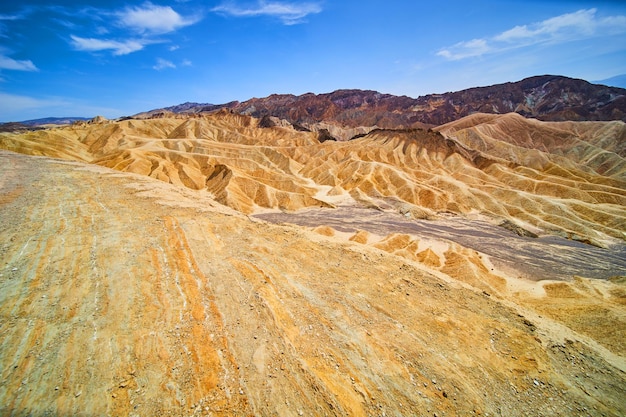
70, 35, 147, 55
0, 54, 38, 71
212, 1, 322, 25
153, 58, 176, 70
67, 3, 201, 56
0, 14, 22, 21
181, 59, 192, 67
0, 12, 26, 38
494, 9, 596, 43
436, 39, 490, 61
437, 8, 626, 61
117, 2, 200, 34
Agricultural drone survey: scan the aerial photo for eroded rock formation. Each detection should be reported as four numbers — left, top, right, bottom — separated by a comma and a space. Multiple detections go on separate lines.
0, 107, 625, 416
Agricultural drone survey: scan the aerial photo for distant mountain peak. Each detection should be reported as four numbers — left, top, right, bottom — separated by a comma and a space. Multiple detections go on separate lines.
137, 75, 626, 127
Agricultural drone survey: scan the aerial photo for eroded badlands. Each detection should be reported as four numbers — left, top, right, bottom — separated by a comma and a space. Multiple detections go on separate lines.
0, 111, 625, 416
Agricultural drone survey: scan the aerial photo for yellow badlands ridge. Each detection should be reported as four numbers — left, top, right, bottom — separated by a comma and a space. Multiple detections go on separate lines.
0, 111, 625, 416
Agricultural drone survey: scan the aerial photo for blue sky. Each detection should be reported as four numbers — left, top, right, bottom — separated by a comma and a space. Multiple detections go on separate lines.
1, 0, 626, 121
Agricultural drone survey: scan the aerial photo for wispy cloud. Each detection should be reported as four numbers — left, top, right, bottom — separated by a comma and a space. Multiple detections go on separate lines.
69, 2, 201, 56
70, 35, 148, 56
0, 13, 23, 21
117, 2, 201, 34
212, 1, 322, 25
437, 8, 626, 60
0, 53, 38, 71
0, 10, 30, 38
153, 58, 176, 70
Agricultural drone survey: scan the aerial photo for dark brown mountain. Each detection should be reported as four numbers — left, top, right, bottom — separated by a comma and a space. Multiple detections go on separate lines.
138, 75, 626, 128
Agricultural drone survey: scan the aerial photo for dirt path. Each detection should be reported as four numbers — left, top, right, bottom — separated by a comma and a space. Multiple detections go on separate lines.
1, 151, 625, 416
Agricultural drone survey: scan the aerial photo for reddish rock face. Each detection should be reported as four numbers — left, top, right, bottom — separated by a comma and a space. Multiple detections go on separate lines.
140, 75, 626, 128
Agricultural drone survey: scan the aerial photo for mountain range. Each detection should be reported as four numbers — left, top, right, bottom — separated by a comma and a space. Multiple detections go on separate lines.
6, 75, 625, 132
135, 75, 626, 130
0, 117, 92, 132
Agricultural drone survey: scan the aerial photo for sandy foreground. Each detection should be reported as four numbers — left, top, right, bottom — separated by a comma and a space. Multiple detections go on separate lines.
1, 150, 625, 416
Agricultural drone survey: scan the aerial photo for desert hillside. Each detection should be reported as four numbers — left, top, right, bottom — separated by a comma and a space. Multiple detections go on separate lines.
2, 110, 625, 246
0, 110, 625, 416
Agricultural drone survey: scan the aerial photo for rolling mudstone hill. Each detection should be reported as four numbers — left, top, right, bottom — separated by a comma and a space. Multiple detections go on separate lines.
0, 80, 626, 416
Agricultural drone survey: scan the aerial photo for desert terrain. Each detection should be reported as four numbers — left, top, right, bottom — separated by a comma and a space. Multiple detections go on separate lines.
0, 109, 625, 416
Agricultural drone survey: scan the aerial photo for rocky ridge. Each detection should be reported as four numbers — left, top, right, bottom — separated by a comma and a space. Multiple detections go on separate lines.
137, 75, 626, 129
